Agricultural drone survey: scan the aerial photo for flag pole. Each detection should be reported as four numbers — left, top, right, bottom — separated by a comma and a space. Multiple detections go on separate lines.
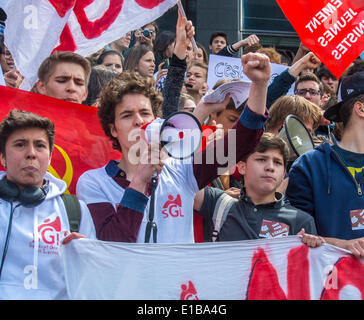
177, 1, 198, 52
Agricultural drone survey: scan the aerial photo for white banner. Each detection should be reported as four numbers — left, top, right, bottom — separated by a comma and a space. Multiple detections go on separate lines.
207, 54, 295, 95
4, 0, 178, 88
60, 236, 364, 300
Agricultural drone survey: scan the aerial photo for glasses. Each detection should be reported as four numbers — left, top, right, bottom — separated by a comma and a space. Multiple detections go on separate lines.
295, 88, 321, 96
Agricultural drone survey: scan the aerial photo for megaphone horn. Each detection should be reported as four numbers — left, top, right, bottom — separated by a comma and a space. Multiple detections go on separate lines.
278, 114, 315, 160
160, 111, 202, 159
143, 111, 203, 160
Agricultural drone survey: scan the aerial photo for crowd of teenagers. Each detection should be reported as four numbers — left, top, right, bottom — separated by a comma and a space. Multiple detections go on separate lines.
0, 6, 363, 299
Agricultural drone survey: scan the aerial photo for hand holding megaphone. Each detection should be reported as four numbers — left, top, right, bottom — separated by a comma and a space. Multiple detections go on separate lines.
128, 142, 168, 194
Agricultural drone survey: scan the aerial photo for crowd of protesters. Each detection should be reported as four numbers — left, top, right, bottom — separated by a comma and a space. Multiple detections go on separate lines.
0, 5, 363, 299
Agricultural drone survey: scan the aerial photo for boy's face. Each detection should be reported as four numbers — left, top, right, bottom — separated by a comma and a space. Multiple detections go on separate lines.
0, 127, 51, 189
295, 80, 322, 107
320, 75, 339, 93
210, 109, 241, 134
209, 36, 227, 54
37, 62, 88, 104
186, 66, 207, 93
237, 149, 286, 197
110, 93, 155, 154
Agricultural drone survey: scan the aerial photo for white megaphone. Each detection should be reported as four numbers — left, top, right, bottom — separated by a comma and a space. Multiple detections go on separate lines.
143, 111, 202, 159
278, 114, 315, 163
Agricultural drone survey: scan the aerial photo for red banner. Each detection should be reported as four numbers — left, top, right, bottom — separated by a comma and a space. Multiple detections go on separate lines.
0, 85, 120, 194
276, 0, 364, 79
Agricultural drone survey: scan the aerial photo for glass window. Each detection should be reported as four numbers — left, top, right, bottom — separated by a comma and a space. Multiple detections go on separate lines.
242, 0, 295, 33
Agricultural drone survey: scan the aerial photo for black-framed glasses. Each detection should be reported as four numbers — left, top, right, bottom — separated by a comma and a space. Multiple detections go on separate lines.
295, 88, 321, 96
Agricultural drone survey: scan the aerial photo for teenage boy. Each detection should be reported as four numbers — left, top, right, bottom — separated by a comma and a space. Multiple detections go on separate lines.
267, 52, 321, 109
286, 71, 364, 258
0, 110, 95, 299
35, 51, 91, 104
76, 51, 271, 243
185, 61, 208, 104
209, 31, 228, 55
194, 132, 317, 242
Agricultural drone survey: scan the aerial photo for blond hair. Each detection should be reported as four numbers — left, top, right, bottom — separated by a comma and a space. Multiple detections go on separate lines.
266, 95, 322, 132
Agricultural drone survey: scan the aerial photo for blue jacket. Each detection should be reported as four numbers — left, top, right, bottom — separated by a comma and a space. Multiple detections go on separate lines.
286, 142, 364, 240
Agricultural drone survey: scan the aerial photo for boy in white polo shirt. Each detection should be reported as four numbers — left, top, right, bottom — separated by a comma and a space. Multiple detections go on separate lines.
76, 49, 271, 244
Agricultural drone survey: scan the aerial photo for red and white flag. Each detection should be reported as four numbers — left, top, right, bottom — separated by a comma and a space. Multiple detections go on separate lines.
61, 236, 364, 300
276, 0, 364, 79
4, 0, 179, 88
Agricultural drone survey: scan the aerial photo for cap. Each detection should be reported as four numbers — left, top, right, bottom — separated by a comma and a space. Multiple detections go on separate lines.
324, 71, 364, 122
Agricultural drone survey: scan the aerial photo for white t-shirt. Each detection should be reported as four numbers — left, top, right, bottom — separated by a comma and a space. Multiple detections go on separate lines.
77, 157, 199, 243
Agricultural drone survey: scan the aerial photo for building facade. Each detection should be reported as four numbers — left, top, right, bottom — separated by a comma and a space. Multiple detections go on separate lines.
156, 0, 300, 64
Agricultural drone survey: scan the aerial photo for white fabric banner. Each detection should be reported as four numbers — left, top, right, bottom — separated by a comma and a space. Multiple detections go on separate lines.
207, 54, 295, 95
4, 0, 178, 88
60, 236, 364, 300
4, 0, 71, 88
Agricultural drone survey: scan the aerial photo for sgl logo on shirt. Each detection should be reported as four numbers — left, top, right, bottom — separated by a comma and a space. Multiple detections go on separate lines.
29, 213, 62, 256
38, 213, 62, 245
162, 194, 183, 218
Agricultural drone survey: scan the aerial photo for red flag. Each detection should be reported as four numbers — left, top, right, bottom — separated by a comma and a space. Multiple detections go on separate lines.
0, 85, 120, 194
276, 0, 364, 79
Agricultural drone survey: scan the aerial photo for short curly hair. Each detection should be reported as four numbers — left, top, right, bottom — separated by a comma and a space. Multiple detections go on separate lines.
98, 71, 163, 152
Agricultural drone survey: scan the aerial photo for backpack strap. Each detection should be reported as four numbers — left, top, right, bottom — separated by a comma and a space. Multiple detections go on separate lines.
61, 194, 81, 233
211, 192, 238, 242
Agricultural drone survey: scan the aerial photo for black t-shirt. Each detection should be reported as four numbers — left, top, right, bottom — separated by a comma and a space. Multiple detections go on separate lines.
197, 187, 317, 242
332, 144, 364, 185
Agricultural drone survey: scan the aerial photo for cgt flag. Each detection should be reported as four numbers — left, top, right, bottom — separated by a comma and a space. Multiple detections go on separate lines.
0, 85, 120, 194
276, 0, 364, 79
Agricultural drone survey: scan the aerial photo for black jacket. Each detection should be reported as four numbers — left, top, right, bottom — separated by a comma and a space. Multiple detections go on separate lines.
197, 187, 317, 242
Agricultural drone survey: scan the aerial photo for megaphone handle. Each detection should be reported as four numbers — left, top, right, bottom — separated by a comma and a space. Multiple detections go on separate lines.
144, 176, 158, 243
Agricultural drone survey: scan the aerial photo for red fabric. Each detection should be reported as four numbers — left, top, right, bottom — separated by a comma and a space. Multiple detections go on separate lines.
0, 85, 120, 194
193, 212, 204, 243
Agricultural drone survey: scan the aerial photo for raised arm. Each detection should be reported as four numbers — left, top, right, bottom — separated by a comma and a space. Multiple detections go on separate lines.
267, 52, 321, 108
217, 34, 260, 57
162, 9, 195, 117
242, 52, 270, 115
193, 53, 270, 189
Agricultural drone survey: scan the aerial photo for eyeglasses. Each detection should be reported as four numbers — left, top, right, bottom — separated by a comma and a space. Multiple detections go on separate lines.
295, 88, 321, 96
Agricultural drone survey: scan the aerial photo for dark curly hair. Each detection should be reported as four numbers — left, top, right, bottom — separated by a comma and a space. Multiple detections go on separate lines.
97, 71, 163, 151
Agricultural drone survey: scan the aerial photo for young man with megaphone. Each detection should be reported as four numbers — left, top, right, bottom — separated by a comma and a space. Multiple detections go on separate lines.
76, 14, 271, 244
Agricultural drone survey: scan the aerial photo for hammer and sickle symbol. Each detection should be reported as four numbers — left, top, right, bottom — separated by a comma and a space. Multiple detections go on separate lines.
48, 145, 73, 194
